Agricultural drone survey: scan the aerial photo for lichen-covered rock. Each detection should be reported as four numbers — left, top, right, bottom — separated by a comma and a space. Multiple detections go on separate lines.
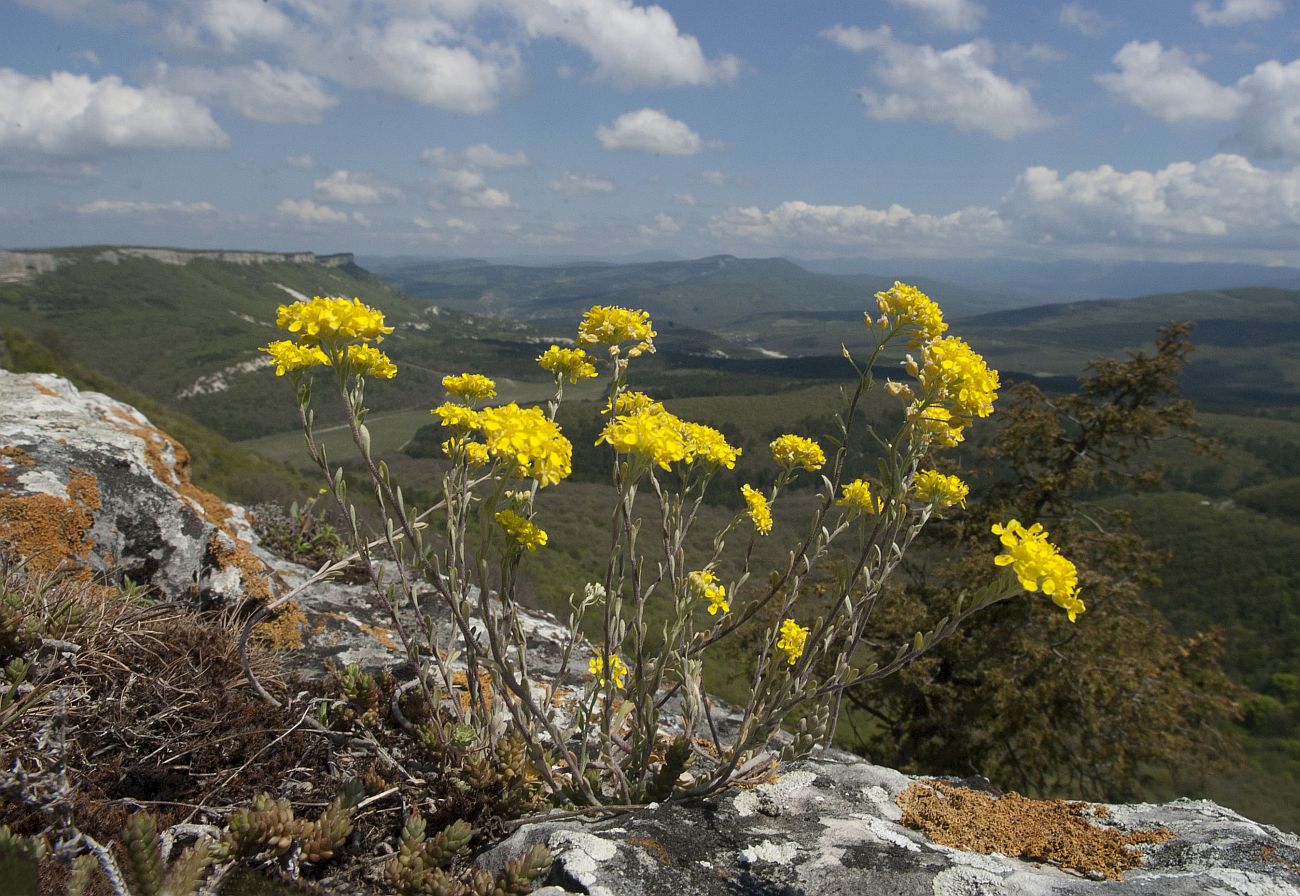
484, 756, 1300, 895
0, 369, 272, 603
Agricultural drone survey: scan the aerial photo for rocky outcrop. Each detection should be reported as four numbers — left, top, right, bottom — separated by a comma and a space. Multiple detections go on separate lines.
3, 369, 1299, 894
0, 369, 272, 603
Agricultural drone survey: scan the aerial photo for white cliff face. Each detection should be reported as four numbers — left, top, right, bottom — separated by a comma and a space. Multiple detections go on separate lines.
0, 248, 355, 284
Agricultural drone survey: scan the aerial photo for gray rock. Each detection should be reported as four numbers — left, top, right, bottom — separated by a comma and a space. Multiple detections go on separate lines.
0, 369, 273, 604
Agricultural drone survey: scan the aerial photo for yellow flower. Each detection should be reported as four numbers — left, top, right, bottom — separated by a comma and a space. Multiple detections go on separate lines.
495, 509, 548, 551
688, 570, 729, 615
477, 403, 573, 487
682, 422, 741, 470
770, 434, 825, 471
275, 296, 393, 346
916, 336, 999, 420
597, 408, 687, 470
343, 343, 397, 379
442, 373, 497, 401
577, 306, 656, 356
605, 390, 664, 416
261, 340, 327, 376
992, 520, 1085, 622
442, 438, 490, 467
433, 402, 482, 431
908, 403, 967, 449
537, 346, 598, 383
874, 282, 947, 347
776, 618, 809, 665
911, 470, 968, 510
837, 479, 883, 516
741, 484, 773, 535
589, 653, 628, 689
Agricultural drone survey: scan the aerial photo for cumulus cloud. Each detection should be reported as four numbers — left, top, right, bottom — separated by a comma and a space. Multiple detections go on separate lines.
160, 61, 337, 124
888, 0, 985, 32
638, 212, 680, 237
711, 154, 1300, 260
77, 199, 218, 216
550, 173, 616, 194
276, 198, 348, 224
1059, 2, 1108, 35
1097, 41, 1247, 122
1001, 154, 1300, 250
823, 26, 1050, 139
596, 108, 711, 155
421, 143, 529, 169
314, 170, 404, 204
1193, 0, 1283, 26
286, 153, 316, 170
431, 168, 515, 209
1099, 45, 1300, 159
506, 0, 740, 86
0, 68, 228, 158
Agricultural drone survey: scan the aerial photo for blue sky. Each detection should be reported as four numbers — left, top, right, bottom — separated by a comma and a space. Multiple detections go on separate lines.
2, 0, 1298, 264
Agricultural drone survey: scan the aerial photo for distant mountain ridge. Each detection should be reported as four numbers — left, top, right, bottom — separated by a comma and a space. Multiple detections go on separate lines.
0, 246, 356, 285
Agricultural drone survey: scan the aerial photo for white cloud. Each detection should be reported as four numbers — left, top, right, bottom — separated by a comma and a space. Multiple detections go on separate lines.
1059, 3, 1108, 36
595, 108, 710, 155
314, 170, 404, 204
0, 68, 228, 158
1097, 41, 1247, 122
675, 192, 698, 206
888, 0, 985, 32
431, 168, 515, 209
286, 153, 316, 170
276, 198, 348, 224
445, 217, 479, 234
710, 200, 1007, 253
173, 0, 294, 50
638, 212, 680, 237
422, 144, 529, 169
77, 199, 218, 216
160, 61, 337, 124
1230, 59, 1300, 159
1098, 45, 1300, 160
506, 0, 740, 87
1193, 0, 1284, 26
1002, 154, 1300, 249
550, 172, 616, 194
823, 26, 1051, 139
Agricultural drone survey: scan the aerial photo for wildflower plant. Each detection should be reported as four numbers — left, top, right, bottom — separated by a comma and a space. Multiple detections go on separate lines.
264, 286, 1084, 808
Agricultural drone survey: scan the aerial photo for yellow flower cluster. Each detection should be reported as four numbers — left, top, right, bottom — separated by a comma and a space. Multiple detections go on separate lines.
433, 402, 481, 430
770, 434, 825, 471
908, 404, 966, 449
589, 653, 629, 689
682, 422, 742, 470
911, 470, 968, 509
873, 282, 947, 347
263, 296, 397, 379
577, 306, 656, 356
344, 343, 398, 379
689, 569, 730, 615
776, 618, 809, 665
477, 403, 573, 487
741, 484, 773, 535
275, 296, 394, 346
537, 346, 598, 383
913, 336, 999, 421
495, 510, 548, 551
261, 340, 327, 376
837, 479, 882, 516
442, 437, 490, 467
992, 520, 1086, 622
443, 373, 497, 401
597, 403, 741, 472
597, 407, 687, 470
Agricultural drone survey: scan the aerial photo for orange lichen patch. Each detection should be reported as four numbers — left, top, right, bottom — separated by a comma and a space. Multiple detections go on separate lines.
451, 668, 496, 716
0, 467, 101, 577
208, 536, 273, 601
0, 445, 36, 490
254, 601, 307, 650
896, 780, 1174, 880
104, 407, 234, 531
624, 836, 674, 865
31, 383, 59, 397
356, 621, 399, 650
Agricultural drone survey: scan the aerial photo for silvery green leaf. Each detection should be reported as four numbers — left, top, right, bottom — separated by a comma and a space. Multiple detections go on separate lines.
358, 423, 371, 456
